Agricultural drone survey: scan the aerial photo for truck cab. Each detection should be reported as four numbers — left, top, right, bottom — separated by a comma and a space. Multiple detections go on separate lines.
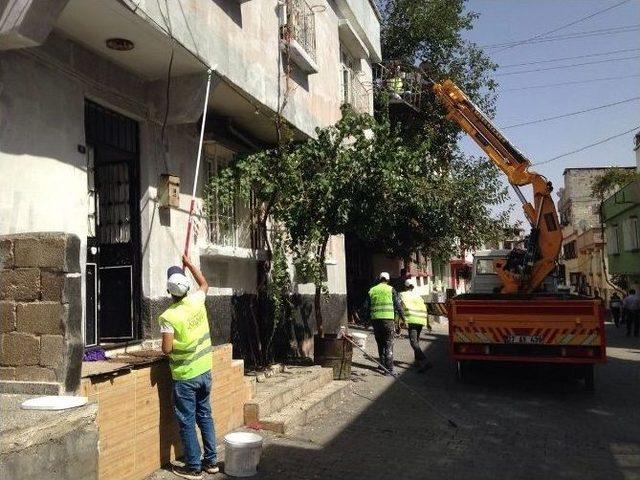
470, 250, 559, 294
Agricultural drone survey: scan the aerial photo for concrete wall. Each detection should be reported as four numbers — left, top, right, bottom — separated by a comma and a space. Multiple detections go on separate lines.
0, 233, 83, 394
0, 395, 98, 480
127, 0, 379, 137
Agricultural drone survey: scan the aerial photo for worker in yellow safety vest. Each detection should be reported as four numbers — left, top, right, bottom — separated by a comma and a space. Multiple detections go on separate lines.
364, 272, 406, 376
400, 278, 432, 372
159, 255, 219, 479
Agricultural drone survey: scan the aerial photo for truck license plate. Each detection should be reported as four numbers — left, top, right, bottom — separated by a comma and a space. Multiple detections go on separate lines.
505, 335, 542, 344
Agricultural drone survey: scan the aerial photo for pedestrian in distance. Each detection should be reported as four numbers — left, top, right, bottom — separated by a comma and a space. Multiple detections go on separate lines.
363, 272, 406, 376
400, 278, 433, 372
160, 255, 219, 480
610, 292, 622, 328
623, 288, 640, 338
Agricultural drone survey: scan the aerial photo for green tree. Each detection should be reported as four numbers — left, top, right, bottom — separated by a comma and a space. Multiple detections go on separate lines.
591, 167, 640, 200
380, 0, 498, 153
209, 108, 508, 337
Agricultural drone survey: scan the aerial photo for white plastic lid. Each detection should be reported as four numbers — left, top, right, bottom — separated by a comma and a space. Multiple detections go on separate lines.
21, 396, 88, 411
224, 432, 263, 447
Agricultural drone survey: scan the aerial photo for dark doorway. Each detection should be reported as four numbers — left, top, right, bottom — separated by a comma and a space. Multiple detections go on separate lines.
85, 101, 141, 345
345, 234, 374, 323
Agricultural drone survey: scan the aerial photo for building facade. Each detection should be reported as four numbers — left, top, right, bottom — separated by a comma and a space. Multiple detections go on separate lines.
602, 133, 640, 292
558, 167, 633, 299
1, 0, 381, 350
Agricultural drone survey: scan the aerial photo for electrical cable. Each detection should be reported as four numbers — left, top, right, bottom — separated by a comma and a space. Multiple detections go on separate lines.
495, 54, 640, 77
484, 24, 640, 49
160, 48, 174, 147
502, 96, 640, 129
501, 73, 640, 92
533, 126, 640, 166
487, 0, 631, 52
498, 47, 640, 68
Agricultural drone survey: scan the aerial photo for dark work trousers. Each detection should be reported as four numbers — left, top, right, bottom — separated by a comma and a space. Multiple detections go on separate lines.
626, 310, 640, 337
407, 324, 427, 363
372, 319, 395, 372
611, 307, 621, 327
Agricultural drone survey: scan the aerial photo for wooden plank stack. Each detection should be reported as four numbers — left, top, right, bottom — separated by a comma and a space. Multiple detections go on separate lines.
79, 344, 253, 480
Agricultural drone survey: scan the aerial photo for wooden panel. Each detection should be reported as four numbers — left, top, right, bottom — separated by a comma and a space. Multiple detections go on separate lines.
85, 344, 251, 480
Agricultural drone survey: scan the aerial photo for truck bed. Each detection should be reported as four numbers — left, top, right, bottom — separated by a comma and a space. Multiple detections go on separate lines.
448, 293, 606, 364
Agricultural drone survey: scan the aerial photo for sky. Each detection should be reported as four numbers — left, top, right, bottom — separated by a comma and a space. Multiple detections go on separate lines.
459, 0, 640, 226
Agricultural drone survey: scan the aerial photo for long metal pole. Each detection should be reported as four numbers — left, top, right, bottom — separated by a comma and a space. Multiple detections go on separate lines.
184, 69, 213, 258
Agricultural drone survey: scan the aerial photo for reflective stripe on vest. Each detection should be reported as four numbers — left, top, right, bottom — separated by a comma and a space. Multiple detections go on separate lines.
159, 295, 212, 380
369, 283, 394, 320
400, 291, 427, 325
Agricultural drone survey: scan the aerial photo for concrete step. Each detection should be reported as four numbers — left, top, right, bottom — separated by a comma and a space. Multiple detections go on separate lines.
244, 366, 333, 425
258, 380, 350, 434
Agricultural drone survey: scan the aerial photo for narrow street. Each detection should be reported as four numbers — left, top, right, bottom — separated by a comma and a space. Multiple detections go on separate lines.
242, 321, 639, 480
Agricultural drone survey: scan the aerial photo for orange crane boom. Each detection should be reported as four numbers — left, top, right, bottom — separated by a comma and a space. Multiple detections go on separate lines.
432, 80, 562, 293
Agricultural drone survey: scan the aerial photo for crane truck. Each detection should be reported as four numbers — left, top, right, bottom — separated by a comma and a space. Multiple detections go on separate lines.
431, 80, 606, 390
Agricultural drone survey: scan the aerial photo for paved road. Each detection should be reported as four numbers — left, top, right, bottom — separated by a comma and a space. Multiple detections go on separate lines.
151, 321, 640, 480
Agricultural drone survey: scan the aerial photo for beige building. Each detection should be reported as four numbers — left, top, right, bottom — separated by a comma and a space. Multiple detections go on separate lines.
558, 167, 634, 299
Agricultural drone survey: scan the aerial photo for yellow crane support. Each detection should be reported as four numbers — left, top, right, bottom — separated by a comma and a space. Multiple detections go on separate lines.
432, 80, 562, 294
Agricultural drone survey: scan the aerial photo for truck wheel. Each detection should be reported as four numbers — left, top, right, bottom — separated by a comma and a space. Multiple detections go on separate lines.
584, 364, 594, 392
455, 361, 465, 382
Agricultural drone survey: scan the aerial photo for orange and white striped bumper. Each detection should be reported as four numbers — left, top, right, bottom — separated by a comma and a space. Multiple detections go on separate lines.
452, 326, 602, 346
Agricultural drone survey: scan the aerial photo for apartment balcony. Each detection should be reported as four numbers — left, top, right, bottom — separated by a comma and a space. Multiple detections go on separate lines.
342, 70, 371, 114
280, 0, 318, 74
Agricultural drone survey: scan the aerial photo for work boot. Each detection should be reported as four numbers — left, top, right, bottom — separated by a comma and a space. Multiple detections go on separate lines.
172, 465, 203, 480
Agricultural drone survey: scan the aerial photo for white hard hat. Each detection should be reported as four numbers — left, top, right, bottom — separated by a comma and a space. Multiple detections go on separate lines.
379, 272, 390, 281
167, 272, 190, 297
404, 278, 415, 287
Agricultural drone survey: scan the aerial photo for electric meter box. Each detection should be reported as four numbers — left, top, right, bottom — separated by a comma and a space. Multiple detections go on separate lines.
159, 174, 180, 208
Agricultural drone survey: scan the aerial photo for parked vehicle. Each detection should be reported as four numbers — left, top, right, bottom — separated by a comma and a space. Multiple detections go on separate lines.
430, 79, 606, 390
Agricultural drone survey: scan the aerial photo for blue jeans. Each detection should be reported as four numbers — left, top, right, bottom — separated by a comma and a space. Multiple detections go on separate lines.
172, 371, 217, 470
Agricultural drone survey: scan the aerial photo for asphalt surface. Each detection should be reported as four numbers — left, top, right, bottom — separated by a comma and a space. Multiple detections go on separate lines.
150, 321, 640, 480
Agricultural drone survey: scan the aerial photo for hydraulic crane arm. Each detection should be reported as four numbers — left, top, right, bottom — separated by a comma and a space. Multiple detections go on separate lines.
432, 80, 562, 294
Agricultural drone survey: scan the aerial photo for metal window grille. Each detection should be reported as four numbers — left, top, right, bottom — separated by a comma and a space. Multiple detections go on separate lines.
284, 0, 316, 61
206, 156, 253, 249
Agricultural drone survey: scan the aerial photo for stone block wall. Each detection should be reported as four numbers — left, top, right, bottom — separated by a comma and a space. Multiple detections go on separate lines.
0, 233, 83, 393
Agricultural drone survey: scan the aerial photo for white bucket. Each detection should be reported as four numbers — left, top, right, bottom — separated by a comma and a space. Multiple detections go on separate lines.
224, 432, 263, 477
350, 332, 367, 349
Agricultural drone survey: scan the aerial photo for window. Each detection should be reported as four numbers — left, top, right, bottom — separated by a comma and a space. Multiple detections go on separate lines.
206, 151, 253, 249
476, 259, 497, 275
87, 146, 96, 238
623, 216, 639, 251
563, 240, 577, 260
607, 224, 620, 255
569, 272, 581, 287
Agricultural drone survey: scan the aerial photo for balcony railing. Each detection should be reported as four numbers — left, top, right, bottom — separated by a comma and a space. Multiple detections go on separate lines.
373, 63, 423, 111
283, 0, 316, 62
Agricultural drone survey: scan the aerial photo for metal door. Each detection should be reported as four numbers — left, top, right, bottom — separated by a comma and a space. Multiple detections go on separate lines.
85, 101, 141, 344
